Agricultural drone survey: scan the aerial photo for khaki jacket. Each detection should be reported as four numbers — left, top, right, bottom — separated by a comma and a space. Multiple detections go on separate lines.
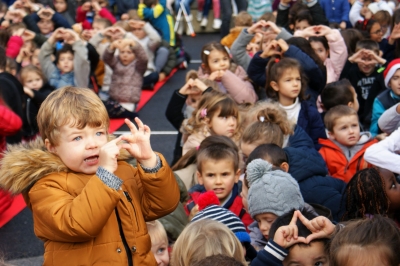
0, 138, 180, 266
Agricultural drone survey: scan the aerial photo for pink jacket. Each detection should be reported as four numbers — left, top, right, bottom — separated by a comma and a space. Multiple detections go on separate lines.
198, 66, 258, 104
325, 29, 348, 84
6, 36, 23, 59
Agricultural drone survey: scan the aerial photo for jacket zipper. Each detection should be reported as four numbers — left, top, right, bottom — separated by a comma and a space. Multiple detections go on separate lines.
124, 191, 140, 231
115, 208, 133, 266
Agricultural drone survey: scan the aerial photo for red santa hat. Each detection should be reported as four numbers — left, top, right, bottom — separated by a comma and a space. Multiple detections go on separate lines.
384, 59, 400, 88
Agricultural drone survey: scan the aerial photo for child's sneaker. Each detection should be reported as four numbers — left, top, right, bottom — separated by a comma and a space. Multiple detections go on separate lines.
200, 17, 208, 28
196, 12, 203, 22
213, 18, 222, 30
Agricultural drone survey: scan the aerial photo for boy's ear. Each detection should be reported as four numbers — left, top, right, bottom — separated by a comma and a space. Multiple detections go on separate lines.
348, 101, 355, 109
280, 162, 289, 173
235, 169, 241, 183
327, 131, 335, 140
44, 138, 57, 153
270, 81, 279, 92
196, 171, 204, 185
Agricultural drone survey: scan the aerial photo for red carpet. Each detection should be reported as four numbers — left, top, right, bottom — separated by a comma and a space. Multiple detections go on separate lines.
108, 68, 178, 132
0, 194, 26, 228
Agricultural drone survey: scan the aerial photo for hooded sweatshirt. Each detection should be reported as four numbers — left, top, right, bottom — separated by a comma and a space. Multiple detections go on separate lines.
319, 132, 377, 183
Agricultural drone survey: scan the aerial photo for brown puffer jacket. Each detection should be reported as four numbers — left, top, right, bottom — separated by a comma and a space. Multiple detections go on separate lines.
0, 138, 180, 266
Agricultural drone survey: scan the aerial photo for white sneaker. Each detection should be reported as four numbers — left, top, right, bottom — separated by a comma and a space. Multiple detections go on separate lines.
196, 12, 203, 22
200, 17, 208, 28
213, 18, 222, 30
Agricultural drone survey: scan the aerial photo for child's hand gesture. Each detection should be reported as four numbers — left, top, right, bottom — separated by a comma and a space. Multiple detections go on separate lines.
313, 25, 332, 36
274, 211, 307, 249
128, 20, 145, 29
260, 40, 284, 58
297, 211, 335, 242
98, 135, 124, 173
348, 49, 366, 64
364, 49, 386, 65
21, 29, 35, 42
63, 29, 80, 44
120, 118, 157, 168
179, 78, 205, 95
23, 86, 34, 98
389, 24, 400, 44
48, 27, 65, 44
38, 7, 54, 20
81, 1, 92, 12
91, 0, 102, 12
208, 70, 225, 81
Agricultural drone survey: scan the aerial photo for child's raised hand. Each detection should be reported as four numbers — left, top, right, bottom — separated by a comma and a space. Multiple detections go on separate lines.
21, 29, 35, 42
274, 211, 307, 249
364, 49, 386, 65
81, 1, 92, 12
120, 118, 157, 168
23, 86, 34, 98
98, 135, 124, 173
260, 40, 283, 58
91, 0, 102, 12
348, 49, 366, 64
297, 211, 335, 243
389, 24, 400, 44
247, 20, 269, 35
48, 27, 65, 44
208, 70, 225, 81
128, 19, 145, 29
312, 25, 331, 36
63, 29, 80, 44
121, 38, 136, 47
38, 7, 54, 20
110, 26, 126, 41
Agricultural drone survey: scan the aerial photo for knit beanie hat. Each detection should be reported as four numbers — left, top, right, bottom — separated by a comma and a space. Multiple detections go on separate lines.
384, 59, 400, 88
191, 191, 251, 244
246, 159, 305, 218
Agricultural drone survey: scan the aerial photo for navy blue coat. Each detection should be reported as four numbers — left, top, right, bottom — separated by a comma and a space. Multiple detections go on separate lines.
286, 126, 346, 222
298, 101, 327, 150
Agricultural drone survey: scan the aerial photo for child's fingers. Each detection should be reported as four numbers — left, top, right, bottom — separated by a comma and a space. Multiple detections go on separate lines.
134, 117, 145, 131
108, 135, 124, 145
289, 210, 299, 225
124, 118, 138, 133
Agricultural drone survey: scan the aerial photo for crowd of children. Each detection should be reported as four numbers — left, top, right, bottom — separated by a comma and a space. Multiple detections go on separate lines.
1, 0, 400, 265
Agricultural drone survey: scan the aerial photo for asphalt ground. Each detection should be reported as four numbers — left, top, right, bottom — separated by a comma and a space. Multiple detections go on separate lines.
0, 33, 220, 265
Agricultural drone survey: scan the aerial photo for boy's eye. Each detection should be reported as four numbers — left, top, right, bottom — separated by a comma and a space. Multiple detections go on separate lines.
73, 136, 82, 141
315, 262, 323, 266
156, 247, 165, 254
96, 131, 104, 136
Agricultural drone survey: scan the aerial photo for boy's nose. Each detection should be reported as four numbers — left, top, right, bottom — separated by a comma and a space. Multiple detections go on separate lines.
85, 138, 98, 149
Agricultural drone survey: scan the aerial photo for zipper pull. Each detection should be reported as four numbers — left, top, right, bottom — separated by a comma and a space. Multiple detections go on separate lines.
123, 191, 132, 202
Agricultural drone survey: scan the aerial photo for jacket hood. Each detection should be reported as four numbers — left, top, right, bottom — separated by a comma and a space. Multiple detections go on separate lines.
0, 136, 131, 195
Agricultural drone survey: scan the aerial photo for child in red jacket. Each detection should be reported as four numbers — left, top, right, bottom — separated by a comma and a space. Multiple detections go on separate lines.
185, 135, 253, 228
319, 105, 377, 183
0, 100, 23, 215
76, 0, 116, 30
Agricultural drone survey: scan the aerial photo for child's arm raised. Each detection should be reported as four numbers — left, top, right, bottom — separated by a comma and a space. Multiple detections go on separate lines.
102, 40, 121, 68
39, 28, 62, 80
63, 29, 90, 88
124, 39, 148, 76
364, 127, 400, 174
120, 118, 180, 220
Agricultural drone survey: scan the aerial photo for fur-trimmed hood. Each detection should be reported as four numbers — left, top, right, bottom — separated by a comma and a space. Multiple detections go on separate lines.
0, 136, 131, 195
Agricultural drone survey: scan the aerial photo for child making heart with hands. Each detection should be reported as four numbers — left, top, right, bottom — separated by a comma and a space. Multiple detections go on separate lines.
39, 27, 91, 89
252, 209, 335, 266
295, 25, 348, 84
199, 42, 257, 104
103, 37, 148, 112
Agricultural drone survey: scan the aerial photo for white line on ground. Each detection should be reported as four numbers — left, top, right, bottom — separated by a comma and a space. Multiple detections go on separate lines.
191, 59, 202, 63
113, 131, 179, 135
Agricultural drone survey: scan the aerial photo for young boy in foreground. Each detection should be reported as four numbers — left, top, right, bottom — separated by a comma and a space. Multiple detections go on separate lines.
0, 86, 180, 265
